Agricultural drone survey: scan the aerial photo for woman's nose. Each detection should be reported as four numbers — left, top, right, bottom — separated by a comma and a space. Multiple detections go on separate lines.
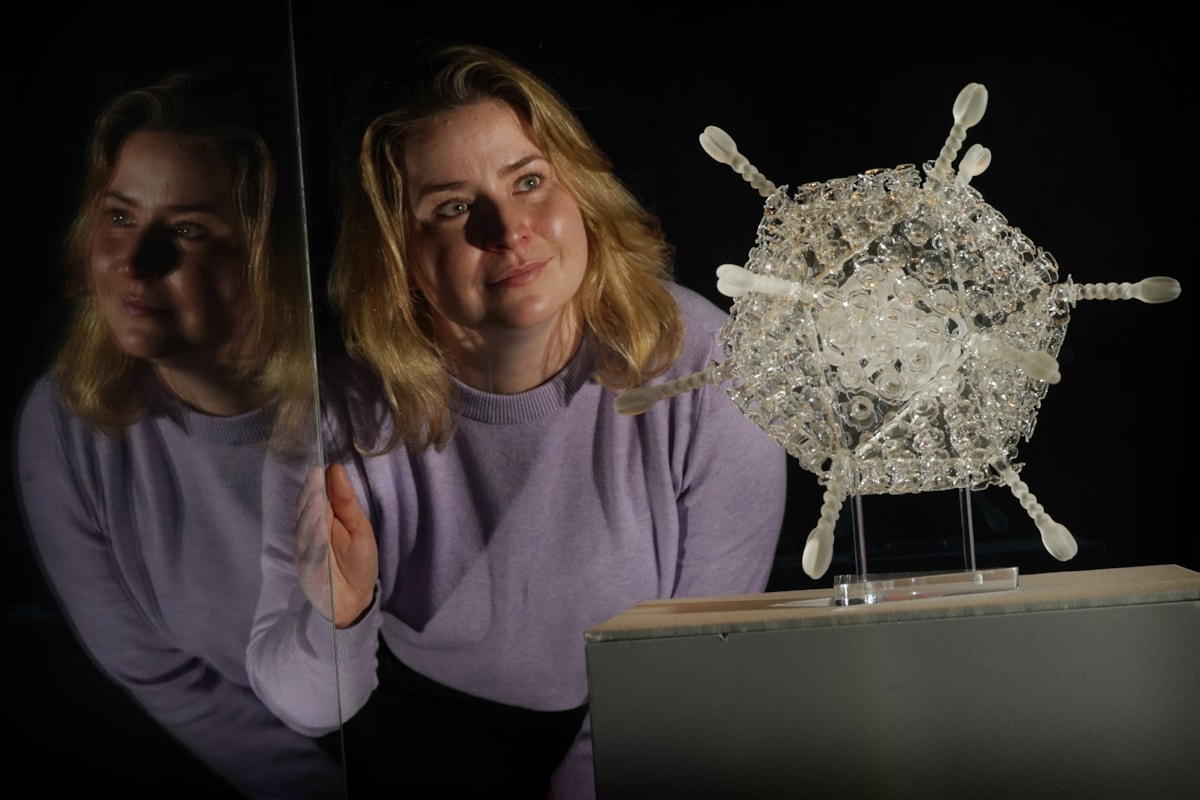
470, 197, 531, 250
124, 223, 179, 279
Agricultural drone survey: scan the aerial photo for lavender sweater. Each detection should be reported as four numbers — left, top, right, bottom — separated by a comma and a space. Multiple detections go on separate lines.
15, 376, 344, 799
248, 285, 788, 798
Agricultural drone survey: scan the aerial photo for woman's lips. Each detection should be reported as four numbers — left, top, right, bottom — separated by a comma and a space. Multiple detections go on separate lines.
119, 295, 170, 316
488, 259, 547, 289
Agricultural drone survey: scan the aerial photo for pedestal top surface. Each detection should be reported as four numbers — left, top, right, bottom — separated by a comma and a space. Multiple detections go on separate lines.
584, 564, 1200, 643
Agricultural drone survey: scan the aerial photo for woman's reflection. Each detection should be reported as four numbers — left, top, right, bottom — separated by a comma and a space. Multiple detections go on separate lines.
14, 71, 342, 798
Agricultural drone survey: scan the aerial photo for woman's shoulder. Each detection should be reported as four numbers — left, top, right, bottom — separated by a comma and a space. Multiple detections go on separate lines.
21, 370, 59, 400
14, 371, 100, 477
668, 282, 728, 329
16, 371, 71, 435
666, 282, 730, 372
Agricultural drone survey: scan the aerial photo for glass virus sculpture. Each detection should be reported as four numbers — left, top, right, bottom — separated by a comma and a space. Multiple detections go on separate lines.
615, 83, 1181, 580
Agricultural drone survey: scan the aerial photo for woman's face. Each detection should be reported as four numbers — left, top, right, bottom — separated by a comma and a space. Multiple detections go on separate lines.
402, 99, 588, 347
90, 130, 247, 368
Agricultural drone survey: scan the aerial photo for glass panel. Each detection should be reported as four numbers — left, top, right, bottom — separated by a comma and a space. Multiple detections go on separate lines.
8, 4, 342, 797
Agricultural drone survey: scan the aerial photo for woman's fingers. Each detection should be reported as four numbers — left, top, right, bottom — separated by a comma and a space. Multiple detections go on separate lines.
325, 462, 371, 537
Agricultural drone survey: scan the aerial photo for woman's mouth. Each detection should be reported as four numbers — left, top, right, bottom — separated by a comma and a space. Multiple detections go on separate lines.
487, 259, 547, 289
119, 295, 170, 316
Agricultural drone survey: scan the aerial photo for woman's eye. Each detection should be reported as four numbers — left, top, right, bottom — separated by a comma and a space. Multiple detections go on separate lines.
106, 208, 133, 227
517, 174, 542, 192
435, 200, 469, 218
173, 223, 205, 240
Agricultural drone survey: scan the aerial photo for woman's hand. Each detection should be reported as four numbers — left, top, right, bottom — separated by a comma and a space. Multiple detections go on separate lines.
294, 462, 379, 627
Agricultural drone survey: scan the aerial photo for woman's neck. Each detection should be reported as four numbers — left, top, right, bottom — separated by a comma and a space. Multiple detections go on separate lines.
154, 360, 265, 416
438, 310, 583, 395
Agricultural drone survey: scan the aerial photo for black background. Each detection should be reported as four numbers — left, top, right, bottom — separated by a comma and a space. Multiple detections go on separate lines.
3, 3, 1193, 795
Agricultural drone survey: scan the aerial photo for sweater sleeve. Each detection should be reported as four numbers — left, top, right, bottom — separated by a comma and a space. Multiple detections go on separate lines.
13, 380, 344, 800
246, 421, 383, 737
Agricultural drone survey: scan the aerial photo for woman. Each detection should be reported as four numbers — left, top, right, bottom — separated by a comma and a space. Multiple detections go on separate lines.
247, 43, 787, 799
14, 72, 342, 797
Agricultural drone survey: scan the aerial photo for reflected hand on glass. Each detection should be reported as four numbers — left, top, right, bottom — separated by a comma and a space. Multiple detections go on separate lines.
294, 462, 379, 628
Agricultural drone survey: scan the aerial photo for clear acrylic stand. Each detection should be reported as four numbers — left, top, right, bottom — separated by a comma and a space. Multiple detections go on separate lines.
831, 487, 1019, 605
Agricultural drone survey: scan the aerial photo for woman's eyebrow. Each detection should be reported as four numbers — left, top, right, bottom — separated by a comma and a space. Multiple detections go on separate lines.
104, 190, 227, 217
498, 153, 546, 177
411, 179, 466, 203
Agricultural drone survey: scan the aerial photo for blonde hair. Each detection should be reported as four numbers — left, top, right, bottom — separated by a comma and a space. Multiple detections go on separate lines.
331, 43, 684, 453
54, 72, 314, 449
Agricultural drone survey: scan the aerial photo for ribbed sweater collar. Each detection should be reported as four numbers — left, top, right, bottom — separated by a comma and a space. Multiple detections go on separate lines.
157, 393, 273, 446
451, 336, 601, 425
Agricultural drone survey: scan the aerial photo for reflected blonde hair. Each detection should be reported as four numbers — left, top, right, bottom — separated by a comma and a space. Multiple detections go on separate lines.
331, 43, 683, 453
55, 72, 313, 448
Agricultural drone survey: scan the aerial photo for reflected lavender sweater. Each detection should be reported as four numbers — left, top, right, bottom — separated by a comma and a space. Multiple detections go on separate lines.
15, 376, 344, 799
248, 285, 788, 799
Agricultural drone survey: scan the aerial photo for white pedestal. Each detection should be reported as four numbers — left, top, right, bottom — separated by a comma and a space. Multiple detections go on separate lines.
584, 565, 1200, 800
